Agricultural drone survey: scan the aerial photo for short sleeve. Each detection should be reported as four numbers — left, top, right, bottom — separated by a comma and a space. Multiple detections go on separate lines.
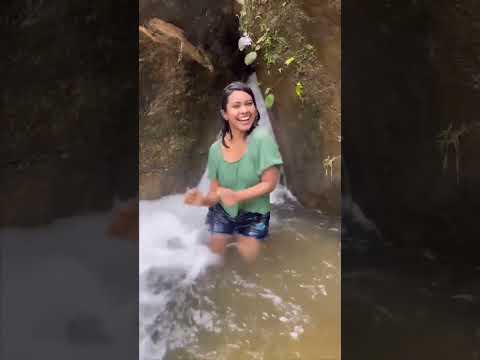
207, 142, 219, 180
256, 131, 283, 177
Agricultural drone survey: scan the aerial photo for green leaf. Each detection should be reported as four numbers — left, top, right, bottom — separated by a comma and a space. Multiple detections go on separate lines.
244, 51, 258, 65
295, 82, 304, 98
285, 57, 295, 66
264, 94, 275, 109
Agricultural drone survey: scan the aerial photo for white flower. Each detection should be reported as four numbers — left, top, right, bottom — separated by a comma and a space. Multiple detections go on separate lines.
238, 35, 253, 51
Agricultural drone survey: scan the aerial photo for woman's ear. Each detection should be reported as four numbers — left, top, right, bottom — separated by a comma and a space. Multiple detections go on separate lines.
220, 109, 228, 121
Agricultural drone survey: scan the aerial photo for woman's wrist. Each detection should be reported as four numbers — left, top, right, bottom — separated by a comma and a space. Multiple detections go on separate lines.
204, 192, 220, 207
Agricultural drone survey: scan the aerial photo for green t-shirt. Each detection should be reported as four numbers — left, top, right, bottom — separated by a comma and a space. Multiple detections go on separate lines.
207, 127, 283, 217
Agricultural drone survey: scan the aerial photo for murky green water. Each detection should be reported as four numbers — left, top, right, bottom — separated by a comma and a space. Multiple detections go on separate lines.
153, 204, 340, 360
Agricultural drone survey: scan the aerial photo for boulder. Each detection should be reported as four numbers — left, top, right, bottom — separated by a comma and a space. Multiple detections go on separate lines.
139, 0, 243, 199
239, 0, 341, 214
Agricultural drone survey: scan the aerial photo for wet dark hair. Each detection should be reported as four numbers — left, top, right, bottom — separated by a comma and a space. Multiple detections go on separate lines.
220, 81, 260, 148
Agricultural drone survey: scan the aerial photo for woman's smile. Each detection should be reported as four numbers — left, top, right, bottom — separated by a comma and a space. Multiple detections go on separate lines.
236, 113, 253, 125
222, 90, 258, 134
238, 114, 251, 121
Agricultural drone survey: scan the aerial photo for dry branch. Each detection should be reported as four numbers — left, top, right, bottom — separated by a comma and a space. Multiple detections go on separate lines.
139, 18, 214, 72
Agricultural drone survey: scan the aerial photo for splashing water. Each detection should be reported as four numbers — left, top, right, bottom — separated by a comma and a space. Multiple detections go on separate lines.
139, 195, 220, 359
139, 193, 340, 359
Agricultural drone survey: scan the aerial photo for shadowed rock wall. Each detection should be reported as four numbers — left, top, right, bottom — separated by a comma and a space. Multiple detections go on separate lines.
1, 1, 137, 226
343, 0, 480, 260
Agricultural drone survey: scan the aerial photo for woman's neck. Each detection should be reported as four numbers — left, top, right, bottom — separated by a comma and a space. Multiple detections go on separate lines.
228, 128, 247, 144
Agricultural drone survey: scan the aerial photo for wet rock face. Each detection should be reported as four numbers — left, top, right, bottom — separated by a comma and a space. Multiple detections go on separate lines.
343, 0, 480, 259
139, 0, 243, 199
247, 0, 341, 214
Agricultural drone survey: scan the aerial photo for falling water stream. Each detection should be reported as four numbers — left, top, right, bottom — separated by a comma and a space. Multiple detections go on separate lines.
139, 74, 341, 360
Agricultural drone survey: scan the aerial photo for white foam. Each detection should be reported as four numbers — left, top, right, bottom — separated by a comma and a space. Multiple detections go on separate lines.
139, 195, 223, 359
139, 195, 219, 280
270, 184, 299, 205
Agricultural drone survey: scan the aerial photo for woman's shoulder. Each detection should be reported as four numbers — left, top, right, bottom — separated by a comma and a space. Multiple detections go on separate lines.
209, 139, 220, 150
250, 126, 273, 142
208, 139, 221, 156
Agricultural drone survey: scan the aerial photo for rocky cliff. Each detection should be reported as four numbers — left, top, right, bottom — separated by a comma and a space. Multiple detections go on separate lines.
238, 0, 341, 214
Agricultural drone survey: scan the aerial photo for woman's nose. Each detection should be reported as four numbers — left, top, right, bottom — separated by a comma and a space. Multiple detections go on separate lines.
240, 105, 250, 113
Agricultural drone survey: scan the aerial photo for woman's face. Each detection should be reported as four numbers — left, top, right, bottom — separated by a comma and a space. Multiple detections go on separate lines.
222, 90, 257, 134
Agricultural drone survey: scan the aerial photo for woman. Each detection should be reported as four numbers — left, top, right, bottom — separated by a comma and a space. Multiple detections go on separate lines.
184, 81, 283, 262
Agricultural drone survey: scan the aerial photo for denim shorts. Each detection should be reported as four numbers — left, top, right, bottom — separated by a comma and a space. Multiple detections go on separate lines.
206, 203, 270, 241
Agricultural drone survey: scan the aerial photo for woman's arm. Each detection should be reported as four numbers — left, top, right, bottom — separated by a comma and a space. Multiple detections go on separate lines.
218, 166, 280, 206
204, 179, 221, 207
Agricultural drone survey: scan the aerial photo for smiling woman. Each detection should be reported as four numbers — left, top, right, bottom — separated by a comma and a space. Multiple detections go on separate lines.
184, 81, 283, 262
221, 87, 257, 146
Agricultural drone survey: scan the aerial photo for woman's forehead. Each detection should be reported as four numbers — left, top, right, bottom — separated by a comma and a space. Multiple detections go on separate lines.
228, 90, 254, 103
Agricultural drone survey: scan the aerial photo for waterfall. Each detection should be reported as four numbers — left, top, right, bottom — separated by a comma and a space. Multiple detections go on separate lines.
247, 73, 274, 133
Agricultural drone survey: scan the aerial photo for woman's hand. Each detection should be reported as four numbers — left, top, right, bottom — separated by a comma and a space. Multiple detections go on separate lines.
205, 190, 220, 205
218, 187, 241, 207
184, 188, 205, 206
